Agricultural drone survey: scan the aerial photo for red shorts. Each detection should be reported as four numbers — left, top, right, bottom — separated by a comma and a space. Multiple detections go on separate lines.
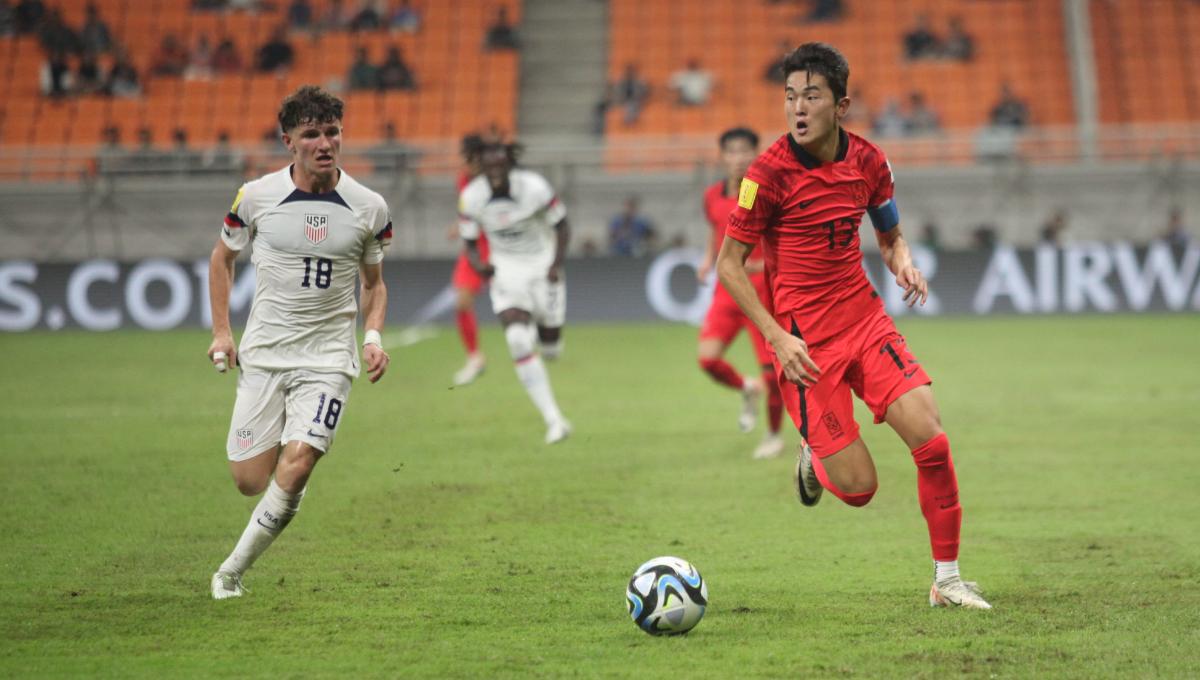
699, 273, 774, 366
776, 307, 931, 458
451, 238, 490, 294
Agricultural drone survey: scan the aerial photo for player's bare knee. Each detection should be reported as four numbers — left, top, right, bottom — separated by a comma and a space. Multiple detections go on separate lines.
454, 288, 473, 310
233, 474, 269, 497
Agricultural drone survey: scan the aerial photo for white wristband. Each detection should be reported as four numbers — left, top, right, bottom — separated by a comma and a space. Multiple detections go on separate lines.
363, 329, 383, 348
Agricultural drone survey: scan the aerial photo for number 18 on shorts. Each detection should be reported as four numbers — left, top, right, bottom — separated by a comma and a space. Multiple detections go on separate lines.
226, 368, 353, 460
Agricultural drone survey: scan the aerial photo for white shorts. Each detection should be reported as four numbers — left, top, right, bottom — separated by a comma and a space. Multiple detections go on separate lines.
489, 269, 567, 327
225, 368, 353, 461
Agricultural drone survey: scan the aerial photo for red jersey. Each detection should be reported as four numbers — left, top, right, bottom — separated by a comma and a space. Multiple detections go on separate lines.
704, 180, 762, 266
726, 129, 895, 345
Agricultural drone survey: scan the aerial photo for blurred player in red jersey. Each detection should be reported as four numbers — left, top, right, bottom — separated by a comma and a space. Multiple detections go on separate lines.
716, 43, 991, 609
451, 133, 490, 386
696, 127, 785, 459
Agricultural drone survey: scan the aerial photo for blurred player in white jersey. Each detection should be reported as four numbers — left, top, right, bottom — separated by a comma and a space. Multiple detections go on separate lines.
458, 141, 572, 443
206, 86, 392, 599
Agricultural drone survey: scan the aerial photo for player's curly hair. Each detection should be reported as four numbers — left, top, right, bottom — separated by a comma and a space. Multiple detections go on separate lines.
480, 140, 523, 167
277, 85, 344, 132
460, 133, 486, 162
781, 42, 849, 101
718, 127, 759, 148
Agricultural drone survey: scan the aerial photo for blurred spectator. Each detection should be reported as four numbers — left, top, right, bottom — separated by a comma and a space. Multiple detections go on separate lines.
593, 63, 650, 135
802, 0, 843, 23
1162, 207, 1191, 247
484, 6, 518, 50
943, 16, 973, 61
0, 1, 13, 38
972, 224, 997, 250
185, 35, 214, 80
989, 82, 1030, 128
1039, 209, 1068, 246
872, 98, 907, 138
204, 130, 245, 174
38, 7, 82, 56
320, 0, 353, 31
388, 0, 420, 33
170, 128, 202, 173
608, 196, 657, 256
377, 45, 416, 90
80, 3, 112, 54
211, 37, 243, 75
367, 121, 415, 173
918, 221, 942, 252
763, 39, 791, 84
153, 35, 189, 77
39, 50, 72, 97
346, 46, 379, 90
97, 125, 125, 173
256, 25, 294, 72
13, 0, 44, 35
350, 0, 382, 31
906, 91, 940, 135
130, 127, 162, 171
106, 52, 142, 97
904, 13, 940, 60
75, 52, 103, 93
669, 58, 713, 106
287, 0, 313, 29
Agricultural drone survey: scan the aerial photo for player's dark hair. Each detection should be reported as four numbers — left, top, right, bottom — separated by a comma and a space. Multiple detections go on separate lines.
719, 127, 759, 149
277, 85, 344, 133
460, 133, 486, 162
781, 42, 849, 101
480, 140, 523, 167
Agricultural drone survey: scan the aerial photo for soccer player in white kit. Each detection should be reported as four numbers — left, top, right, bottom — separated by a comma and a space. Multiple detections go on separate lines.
459, 142, 572, 444
206, 86, 392, 599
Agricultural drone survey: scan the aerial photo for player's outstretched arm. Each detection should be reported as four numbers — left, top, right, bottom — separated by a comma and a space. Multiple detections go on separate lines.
875, 225, 928, 307
360, 262, 390, 383
463, 238, 493, 278
207, 238, 239, 371
717, 236, 820, 386
548, 217, 570, 282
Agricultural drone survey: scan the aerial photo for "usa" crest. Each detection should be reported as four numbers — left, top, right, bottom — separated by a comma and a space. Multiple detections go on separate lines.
235, 428, 254, 450
305, 213, 329, 244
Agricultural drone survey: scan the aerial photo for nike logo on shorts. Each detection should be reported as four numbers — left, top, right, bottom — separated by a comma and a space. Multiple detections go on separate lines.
307, 429, 328, 439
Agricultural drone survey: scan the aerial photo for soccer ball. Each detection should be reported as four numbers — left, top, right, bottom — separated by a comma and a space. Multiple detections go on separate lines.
625, 556, 708, 635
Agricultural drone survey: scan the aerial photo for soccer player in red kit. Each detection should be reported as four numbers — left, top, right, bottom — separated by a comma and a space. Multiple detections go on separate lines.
451, 134, 490, 386
716, 43, 991, 609
696, 127, 785, 459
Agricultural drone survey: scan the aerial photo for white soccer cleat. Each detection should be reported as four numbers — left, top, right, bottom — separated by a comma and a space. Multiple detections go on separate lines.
738, 378, 763, 433
793, 441, 823, 506
929, 577, 992, 610
453, 354, 486, 386
545, 418, 572, 445
211, 571, 246, 600
752, 433, 785, 459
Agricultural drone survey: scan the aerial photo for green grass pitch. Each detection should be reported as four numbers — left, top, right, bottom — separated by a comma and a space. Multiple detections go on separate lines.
2, 315, 1198, 678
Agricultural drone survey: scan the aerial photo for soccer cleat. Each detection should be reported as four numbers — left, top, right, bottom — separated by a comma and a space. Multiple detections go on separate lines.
545, 418, 572, 444
453, 354, 486, 386
752, 433, 785, 459
211, 571, 246, 600
793, 441, 823, 506
738, 378, 763, 433
929, 577, 991, 610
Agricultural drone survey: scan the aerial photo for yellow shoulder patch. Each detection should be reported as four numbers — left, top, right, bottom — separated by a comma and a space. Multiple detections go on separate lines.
737, 178, 759, 210
230, 187, 245, 213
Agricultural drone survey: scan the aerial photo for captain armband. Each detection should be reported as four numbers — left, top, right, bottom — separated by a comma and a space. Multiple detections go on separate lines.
867, 199, 900, 232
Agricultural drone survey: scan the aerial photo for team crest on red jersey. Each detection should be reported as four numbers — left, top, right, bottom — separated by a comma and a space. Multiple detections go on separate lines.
305, 213, 329, 244
851, 181, 870, 209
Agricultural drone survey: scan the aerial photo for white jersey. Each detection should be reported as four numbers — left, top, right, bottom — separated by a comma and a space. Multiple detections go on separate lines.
457, 169, 566, 274
221, 166, 392, 378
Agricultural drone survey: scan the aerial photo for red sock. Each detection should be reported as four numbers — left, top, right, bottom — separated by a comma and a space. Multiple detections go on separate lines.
911, 433, 961, 561
456, 308, 479, 354
763, 368, 783, 433
699, 358, 744, 389
812, 454, 876, 507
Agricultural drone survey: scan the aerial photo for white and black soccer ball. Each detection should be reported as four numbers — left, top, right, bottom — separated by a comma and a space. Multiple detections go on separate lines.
626, 556, 708, 635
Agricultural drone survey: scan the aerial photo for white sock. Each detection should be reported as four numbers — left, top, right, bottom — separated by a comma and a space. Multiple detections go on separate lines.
515, 355, 564, 425
219, 479, 304, 576
540, 339, 564, 361
935, 560, 960, 583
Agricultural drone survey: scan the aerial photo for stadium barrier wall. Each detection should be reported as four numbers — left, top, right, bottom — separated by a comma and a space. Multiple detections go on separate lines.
1, 242, 1198, 332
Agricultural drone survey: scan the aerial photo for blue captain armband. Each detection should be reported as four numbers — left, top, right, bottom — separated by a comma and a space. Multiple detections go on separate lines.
867, 199, 900, 232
